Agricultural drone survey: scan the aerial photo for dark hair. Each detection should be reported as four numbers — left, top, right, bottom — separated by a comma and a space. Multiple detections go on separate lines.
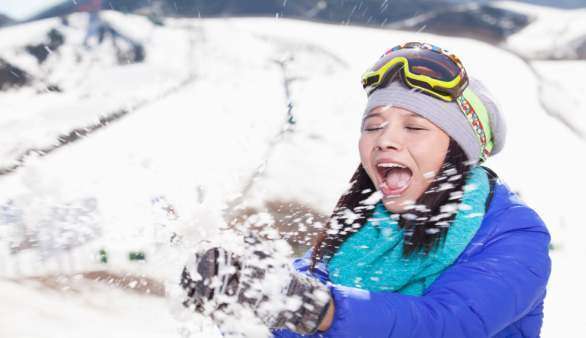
311, 139, 471, 268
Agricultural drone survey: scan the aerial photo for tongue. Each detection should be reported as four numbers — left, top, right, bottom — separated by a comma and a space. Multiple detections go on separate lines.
385, 168, 412, 191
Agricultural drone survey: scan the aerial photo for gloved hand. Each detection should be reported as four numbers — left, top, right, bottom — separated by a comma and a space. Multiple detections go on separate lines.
180, 246, 332, 335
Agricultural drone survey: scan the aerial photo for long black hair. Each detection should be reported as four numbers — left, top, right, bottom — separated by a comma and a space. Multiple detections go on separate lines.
311, 138, 471, 268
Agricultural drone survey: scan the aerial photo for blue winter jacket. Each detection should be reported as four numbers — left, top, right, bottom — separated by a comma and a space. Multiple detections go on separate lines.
274, 173, 551, 338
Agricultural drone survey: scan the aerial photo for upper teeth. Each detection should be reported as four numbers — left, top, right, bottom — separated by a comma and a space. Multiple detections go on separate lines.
377, 163, 406, 168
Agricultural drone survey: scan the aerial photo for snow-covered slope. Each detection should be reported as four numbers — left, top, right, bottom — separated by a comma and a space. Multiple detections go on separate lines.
494, 1, 586, 137
1, 11, 585, 338
0, 278, 221, 338
0, 13, 196, 169
497, 0, 586, 59
532, 60, 586, 137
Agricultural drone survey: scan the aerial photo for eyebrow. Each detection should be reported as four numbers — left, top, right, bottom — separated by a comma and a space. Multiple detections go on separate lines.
363, 112, 382, 120
407, 113, 425, 119
364, 112, 424, 120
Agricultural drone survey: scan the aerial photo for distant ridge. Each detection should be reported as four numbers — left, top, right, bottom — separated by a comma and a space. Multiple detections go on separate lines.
21, 0, 586, 44
27, 0, 533, 43
514, 0, 586, 9
30, 0, 447, 24
0, 13, 15, 27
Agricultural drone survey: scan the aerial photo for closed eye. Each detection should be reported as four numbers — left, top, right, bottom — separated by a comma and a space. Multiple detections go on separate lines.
363, 125, 384, 132
406, 126, 427, 131
362, 120, 389, 132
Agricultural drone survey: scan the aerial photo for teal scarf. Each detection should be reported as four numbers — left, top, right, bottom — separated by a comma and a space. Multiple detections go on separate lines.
327, 166, 490, 296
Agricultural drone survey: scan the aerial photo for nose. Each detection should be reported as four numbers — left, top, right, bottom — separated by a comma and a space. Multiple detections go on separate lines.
375, 123, 403, 152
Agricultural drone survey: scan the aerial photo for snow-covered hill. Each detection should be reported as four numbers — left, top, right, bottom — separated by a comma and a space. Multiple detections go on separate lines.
495, 1, 586, 136
1, 11, 585, 338
497, 0, 586, 59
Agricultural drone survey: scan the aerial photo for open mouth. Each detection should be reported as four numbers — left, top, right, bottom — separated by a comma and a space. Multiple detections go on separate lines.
376, 162, 413, 197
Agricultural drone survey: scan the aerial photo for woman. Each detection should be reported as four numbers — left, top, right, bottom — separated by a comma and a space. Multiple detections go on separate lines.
181, 42, 551, 338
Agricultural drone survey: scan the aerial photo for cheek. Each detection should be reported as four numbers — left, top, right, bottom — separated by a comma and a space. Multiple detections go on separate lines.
358, 135, 371, 164
411, 135, 450, 174
358, 136, 376, 181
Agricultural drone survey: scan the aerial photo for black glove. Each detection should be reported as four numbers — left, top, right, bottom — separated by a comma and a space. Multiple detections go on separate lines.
180, 246, 331, 335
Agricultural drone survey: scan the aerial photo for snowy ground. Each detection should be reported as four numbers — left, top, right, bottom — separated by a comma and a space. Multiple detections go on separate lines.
0, 278, 184, 338
0, 9, 585, 338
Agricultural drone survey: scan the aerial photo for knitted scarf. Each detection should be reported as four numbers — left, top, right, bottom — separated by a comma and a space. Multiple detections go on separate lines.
327, 166, 490, 296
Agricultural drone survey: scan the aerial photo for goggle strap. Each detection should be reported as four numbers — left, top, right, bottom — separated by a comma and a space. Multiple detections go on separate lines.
457, 88, 494, 162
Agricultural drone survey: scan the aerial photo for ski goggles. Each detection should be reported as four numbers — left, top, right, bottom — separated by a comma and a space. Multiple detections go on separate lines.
361, 42, 469, 102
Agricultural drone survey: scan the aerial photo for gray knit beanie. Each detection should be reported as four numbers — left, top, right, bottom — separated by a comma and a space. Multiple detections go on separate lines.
364, 78, 506, 165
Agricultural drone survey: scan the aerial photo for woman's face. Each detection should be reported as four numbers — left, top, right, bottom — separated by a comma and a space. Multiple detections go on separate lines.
359, 105, 450, 213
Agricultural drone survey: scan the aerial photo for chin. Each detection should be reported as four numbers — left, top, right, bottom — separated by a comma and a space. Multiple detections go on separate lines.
381, 197, 413, 214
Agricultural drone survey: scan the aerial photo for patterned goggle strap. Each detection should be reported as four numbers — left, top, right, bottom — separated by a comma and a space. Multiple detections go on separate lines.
457, 88, 494, 162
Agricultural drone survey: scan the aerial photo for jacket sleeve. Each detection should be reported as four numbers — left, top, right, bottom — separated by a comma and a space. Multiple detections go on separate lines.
321, 205, 551, 338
